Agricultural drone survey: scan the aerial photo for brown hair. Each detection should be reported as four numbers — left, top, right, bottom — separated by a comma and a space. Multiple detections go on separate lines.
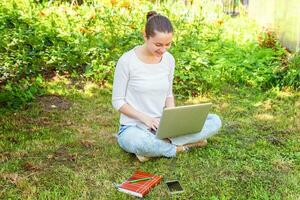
145, 11, 173, 39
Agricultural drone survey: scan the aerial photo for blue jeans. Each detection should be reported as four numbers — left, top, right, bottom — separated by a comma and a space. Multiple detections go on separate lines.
117, 114, 222, 158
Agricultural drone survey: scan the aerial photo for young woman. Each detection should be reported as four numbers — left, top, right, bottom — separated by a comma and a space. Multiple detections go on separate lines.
112, 11, 222, 162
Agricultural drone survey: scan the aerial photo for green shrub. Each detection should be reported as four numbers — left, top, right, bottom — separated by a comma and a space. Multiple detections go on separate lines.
274, 54, 300, 90
0, 76, 45, 108
0, 0, 298, 107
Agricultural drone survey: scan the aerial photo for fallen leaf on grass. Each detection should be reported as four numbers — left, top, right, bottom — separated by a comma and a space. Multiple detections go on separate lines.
67, 153, 77, 161
0, 152, 10, 162
1, 173, 21, 185
51, 148, 78, 162
80, 139, 95, 148
22, 162, 40, 171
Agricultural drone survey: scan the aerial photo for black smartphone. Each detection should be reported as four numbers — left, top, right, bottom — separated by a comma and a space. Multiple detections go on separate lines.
165, 180, 184, 194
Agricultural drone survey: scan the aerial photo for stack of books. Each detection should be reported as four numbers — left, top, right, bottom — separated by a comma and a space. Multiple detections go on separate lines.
116, 171, 162, 198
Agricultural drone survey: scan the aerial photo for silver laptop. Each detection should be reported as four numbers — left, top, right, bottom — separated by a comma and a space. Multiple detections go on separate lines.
155, 103, 212, 139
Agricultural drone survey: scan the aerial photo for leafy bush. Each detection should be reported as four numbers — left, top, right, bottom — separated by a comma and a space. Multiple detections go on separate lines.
273, 54, 300, 90
0, 76, 45, 108
0, 0, 298, 107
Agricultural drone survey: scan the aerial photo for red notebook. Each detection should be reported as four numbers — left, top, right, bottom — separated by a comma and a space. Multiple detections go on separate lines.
117, 171, 162, 198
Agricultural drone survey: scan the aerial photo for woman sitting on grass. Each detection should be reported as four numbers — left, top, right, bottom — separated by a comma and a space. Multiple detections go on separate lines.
112, 11, 222, 162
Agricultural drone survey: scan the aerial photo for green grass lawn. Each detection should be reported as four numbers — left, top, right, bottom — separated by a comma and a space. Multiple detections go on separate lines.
1, 78, 300, 199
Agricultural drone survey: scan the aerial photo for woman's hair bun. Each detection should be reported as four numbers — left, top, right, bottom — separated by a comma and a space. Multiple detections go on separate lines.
146, 11, 158, 21
145, 11, 173, 38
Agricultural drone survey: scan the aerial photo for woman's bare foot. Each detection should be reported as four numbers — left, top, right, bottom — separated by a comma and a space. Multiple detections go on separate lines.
176, 145, 189, 153
184, 139, 208, 148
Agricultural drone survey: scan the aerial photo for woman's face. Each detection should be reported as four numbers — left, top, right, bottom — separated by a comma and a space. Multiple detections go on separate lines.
144, 31, 173, 58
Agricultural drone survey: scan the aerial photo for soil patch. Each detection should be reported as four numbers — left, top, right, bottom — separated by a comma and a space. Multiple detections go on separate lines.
37, 94, 71, 112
